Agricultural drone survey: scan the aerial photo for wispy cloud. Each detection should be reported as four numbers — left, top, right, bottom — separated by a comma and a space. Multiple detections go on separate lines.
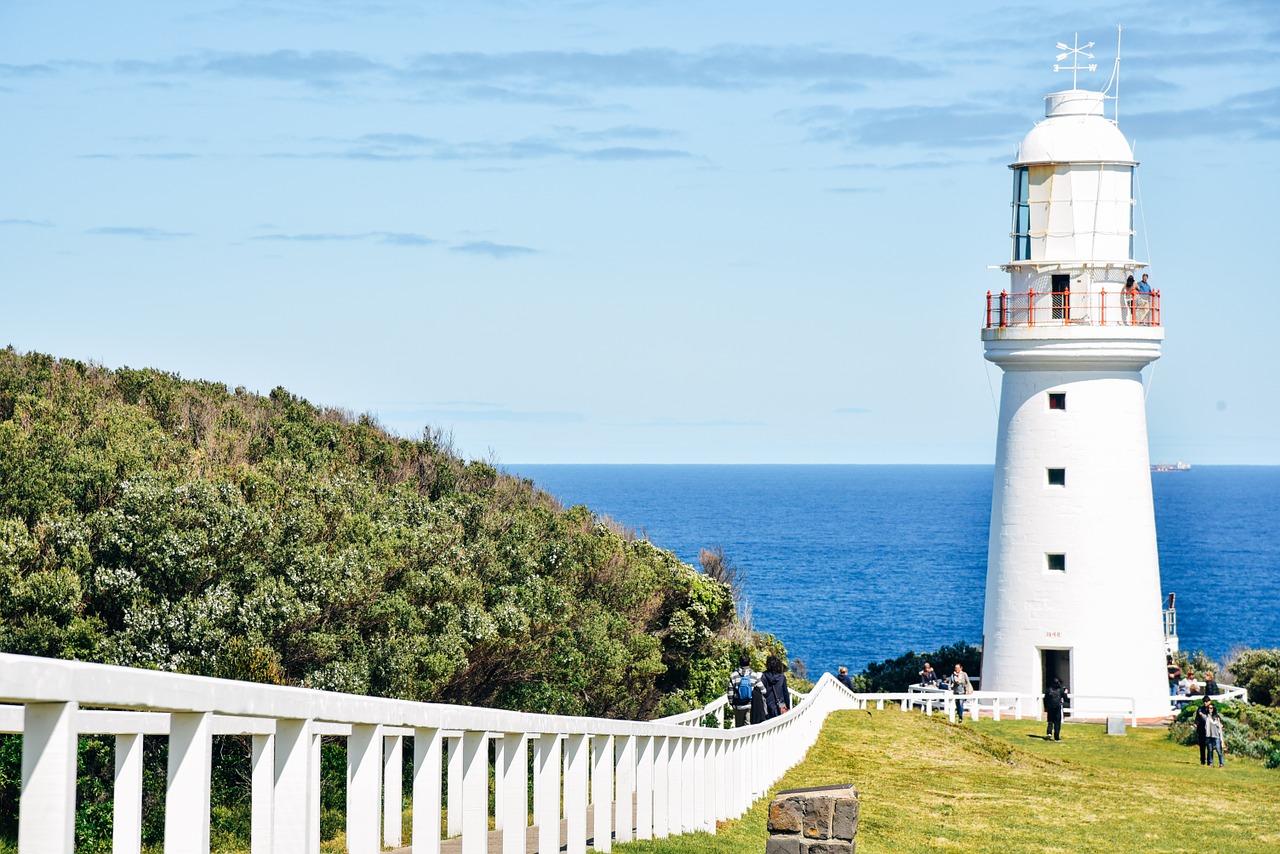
87, 226, 192, 240
250, 230, 437, 246
449, 240, 536, 259
1127, 86, 1280, 141
92, 45, 933, 97
782, 102, 1026, 150
1, 218, 54, 227
398, 403, 584, 424
632, 417, 766, 428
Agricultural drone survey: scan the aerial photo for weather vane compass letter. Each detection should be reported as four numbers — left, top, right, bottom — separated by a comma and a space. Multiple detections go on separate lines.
1053, 33, 1097, 88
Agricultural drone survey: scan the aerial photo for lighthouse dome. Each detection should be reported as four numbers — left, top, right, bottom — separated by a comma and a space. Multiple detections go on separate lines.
1014, 89, 1134, 166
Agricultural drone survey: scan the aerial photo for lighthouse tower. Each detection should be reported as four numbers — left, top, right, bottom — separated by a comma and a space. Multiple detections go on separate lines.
980, 44, 1170, 718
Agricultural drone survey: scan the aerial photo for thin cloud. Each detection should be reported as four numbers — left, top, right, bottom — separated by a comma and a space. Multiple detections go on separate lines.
633, 417, 766, 428
407, 406, 584, 424
783, 103, 1026, 150
577, 146, 691, 161
1, 218, 54, 227
450, 241, 536, 259
97, 45, 932, 95
87, 226, 192, 240
1127, 87, 1280, 141
250, 231, 437, 246
399, 46, 934, 91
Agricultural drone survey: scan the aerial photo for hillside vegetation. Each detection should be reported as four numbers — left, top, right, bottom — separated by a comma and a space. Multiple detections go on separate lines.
0, 348, 748, 718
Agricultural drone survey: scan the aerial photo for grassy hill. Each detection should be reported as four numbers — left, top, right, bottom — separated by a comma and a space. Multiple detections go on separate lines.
619, 708, 1280, 853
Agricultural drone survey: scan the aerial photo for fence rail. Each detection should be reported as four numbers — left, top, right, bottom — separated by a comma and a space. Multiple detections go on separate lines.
0, 653, 1241, 854
985, 288, 1161, 328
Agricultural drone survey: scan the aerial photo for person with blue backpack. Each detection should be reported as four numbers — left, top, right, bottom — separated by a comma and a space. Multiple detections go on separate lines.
728, 654, 764, 727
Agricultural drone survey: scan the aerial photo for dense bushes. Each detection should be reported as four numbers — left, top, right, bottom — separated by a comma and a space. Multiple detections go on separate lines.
0, 347, 789, 849
1227, 648, 1280, 707
0, 348, 742, 718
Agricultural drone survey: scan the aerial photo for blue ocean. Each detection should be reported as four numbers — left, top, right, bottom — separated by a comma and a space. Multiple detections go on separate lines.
503, 465, 1279, 679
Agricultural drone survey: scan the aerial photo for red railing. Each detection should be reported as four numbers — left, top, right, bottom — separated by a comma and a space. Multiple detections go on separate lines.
985, 289, 1161, 329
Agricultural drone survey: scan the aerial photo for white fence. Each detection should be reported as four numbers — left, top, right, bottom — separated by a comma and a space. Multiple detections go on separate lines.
0, 653, 1244, 854
0, 653, 855, 854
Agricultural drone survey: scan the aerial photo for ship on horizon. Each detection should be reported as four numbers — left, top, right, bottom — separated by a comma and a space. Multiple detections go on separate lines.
1151, 461, 1192, 472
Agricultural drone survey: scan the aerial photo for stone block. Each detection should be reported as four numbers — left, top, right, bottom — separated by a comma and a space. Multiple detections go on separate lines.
802, 796, 834, 839
768, 798, 804, 833
765, 836, 805, 854
806, 843, 855, 854
832, 797, 860, 840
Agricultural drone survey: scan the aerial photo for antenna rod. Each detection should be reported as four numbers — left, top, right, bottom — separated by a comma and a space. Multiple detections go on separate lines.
1115, 24, 1123, 125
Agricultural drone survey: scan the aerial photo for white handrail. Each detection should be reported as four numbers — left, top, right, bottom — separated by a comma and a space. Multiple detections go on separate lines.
0, 652, 1249, 854
0, 653, 857, 854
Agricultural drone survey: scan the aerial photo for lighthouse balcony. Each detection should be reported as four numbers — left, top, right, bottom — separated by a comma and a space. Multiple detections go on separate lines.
985, 288, 1160, 329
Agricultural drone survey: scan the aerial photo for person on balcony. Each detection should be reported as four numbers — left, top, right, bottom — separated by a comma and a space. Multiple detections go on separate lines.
1123, 276, 1137, 324
1136, 274, 1154, 323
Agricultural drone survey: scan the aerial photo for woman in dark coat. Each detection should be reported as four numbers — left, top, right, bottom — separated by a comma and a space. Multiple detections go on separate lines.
762, 655, 791, 720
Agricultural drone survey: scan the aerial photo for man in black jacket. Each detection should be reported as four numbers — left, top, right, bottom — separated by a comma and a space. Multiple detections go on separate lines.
1194, 701, 1212, 765
1044, 677, 1068, 741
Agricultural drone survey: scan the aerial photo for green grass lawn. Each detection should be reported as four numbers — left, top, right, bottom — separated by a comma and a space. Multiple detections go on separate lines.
617, 708, 1280, 853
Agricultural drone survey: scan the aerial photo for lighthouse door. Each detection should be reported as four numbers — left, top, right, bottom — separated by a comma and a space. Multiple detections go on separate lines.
1051, 274, 1070, 321
1041, 648, 1071, 694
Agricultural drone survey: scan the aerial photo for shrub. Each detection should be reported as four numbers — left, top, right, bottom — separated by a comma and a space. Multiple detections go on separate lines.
1227, 648, 1280, 706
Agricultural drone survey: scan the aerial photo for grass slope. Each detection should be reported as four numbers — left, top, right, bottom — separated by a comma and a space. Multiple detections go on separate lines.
619, 708, 1280, 853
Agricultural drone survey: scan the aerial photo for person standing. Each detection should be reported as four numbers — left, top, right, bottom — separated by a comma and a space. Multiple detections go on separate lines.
1202, 671, 1221, 700
1122, 276, 1137, 324
762, 655, 791, 719
1044, 677, 1068, 741
1205, 703, 1226, 767
1167, 655, 1183, 696
949, 663, 974, 722
919, 662, 940, 686
1194, 700, 1212, 765
727, 654, 763, 728
1136, 273, 1154, 323
836, 666, 855, 691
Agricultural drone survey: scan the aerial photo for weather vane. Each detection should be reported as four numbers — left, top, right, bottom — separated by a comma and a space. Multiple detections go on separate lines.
1053, 33, 1097, 89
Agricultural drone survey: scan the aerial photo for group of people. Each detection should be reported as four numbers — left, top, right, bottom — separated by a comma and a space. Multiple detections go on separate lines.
726, 654, 792, 727
1121, 272, 1155, 324
1195, 700, 1227, 767
915, 661, 979, 722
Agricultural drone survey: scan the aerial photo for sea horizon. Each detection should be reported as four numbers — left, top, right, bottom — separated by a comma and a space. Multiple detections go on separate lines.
503, 463, 1280, 678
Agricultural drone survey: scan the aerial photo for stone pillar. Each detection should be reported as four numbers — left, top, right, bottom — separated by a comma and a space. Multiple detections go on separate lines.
766, 784, 859, 854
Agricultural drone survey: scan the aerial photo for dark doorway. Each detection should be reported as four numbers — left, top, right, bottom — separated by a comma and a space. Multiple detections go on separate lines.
1041, 648, 1071, 694
1051, 274, 1070, 321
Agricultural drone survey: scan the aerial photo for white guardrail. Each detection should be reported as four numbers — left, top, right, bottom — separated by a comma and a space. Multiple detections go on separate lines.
0, 653, 1245, 854
0, 653, 854, 854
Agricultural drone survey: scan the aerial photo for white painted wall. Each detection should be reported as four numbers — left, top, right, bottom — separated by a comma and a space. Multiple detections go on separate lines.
981, 327, 1170, 717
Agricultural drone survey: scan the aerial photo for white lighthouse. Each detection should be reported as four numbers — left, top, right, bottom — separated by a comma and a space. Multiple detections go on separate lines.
980, 40, 1171, 718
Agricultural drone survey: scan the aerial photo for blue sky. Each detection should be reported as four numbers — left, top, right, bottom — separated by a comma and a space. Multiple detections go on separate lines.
3, 1, 1278, 464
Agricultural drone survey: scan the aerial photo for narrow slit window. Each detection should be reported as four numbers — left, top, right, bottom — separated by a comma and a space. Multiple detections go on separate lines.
1049, 392, 1066, 410
1047, 553, 1066, 572
1048, 468, 1066, 486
